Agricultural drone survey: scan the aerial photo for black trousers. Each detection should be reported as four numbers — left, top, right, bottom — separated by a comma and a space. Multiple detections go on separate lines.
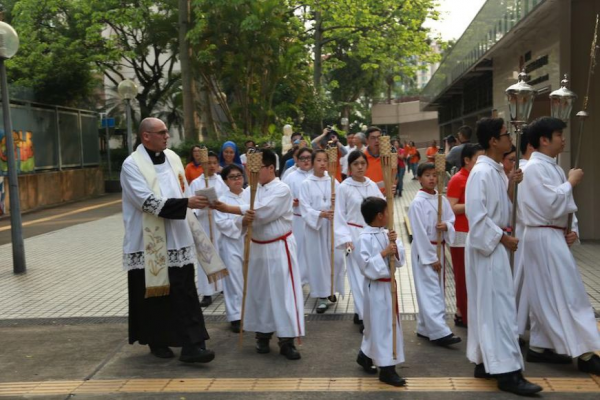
128, 264, 209, 347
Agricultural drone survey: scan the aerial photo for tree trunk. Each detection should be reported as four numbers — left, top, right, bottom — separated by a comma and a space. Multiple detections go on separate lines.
198, 78, 214, 141
178, 0, 198, 141
313, 11, 323, 92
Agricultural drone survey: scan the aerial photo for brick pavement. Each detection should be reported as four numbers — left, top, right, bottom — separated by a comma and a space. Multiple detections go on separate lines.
0, 173, 598, 320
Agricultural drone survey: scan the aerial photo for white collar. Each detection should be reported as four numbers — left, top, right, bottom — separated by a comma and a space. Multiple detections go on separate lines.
530, 151, 556, 164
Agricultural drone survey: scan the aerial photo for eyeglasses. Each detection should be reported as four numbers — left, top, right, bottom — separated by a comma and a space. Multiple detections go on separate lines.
226, 174, 244, 181
369, 135, 381, 140
298, 156, 311, 162
499, 133, 510, 139
147, 130, 169, 136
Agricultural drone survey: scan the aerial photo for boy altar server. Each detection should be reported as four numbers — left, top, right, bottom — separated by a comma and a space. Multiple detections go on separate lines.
518, 117, 600, 374
409, 163, 461, 346
355, 197, 406, 387
465, 118, 542, 396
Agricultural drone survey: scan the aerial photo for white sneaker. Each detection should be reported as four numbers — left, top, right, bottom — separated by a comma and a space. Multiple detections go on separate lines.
316, 299, 328, 314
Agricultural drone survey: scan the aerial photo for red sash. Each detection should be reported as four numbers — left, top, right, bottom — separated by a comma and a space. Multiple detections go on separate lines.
348, 222, 364, 228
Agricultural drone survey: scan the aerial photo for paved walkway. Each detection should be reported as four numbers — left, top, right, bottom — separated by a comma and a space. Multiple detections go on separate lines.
0, 174, 599, 321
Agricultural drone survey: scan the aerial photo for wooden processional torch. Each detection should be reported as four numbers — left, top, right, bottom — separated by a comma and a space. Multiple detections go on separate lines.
198, 146, 214, 244
434, 153, 446, 285
239, 149, 262, 345
326, 143, 338, 298
379, 135, 398, 360
505, 71, 536, 270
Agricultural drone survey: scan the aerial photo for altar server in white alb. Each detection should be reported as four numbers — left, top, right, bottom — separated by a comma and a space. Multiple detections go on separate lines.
190, 152, 228, 307
355, 197, 406, 387
409, 163, 461, 347
214, 164, 254, 334
299, 149, 345, 313
518, 116, 600, 374
334, 150, 384, 329
228, 150, 305, 360
121, 118, 215, 364
282, 147, 313, 286
465, 118, 542, 396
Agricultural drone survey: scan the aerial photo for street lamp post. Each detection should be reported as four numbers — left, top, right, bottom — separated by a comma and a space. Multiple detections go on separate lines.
0, 21, 26, 274
118, 79, 137, 154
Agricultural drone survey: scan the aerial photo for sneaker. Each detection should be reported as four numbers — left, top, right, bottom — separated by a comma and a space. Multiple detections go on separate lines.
496, 370, 543, 396
149, 345, 174, 359
379, 366, 406, 387
526, 348, 573, 365
316, 299, 328, 314
578, 354, 600, 375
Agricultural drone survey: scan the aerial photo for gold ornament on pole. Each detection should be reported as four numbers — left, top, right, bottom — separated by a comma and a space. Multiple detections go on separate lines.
326, 143, 338, 298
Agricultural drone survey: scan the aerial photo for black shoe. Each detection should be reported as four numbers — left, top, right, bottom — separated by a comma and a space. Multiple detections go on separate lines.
327, 295, 337, 303
230, 320, 241, 333
359, 323, 364, 334
279, 342, 301, 360
416, 332, 429, 340
353, 313, 361, 325
454, 315, 467, 328
519, 337, 527, 347
378, 366, 406, 387
496, 371, 543, 396
356, 351, 377, 374
432, 333, 462, 347
199, 296, 213, 307
578, 354, 600, 375
256, 338, 270, 354
526, 348, 573, 365
179, 345, 215, 363
474, 363, 491, 379
149, 345, 175, 359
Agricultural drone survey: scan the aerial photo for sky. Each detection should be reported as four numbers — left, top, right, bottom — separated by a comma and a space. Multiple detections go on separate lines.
424, 0, 487, 41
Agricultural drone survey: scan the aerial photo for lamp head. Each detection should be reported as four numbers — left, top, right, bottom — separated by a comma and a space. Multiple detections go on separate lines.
0, 21, 19, 60
505, 70, 536, 124
549, 74, 577, 123
118, 79, 138, 100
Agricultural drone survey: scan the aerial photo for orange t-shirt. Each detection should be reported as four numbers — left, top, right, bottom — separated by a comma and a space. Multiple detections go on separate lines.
426, 146, 439, 161
185, 162, 204, 184
363, 149, 384, 192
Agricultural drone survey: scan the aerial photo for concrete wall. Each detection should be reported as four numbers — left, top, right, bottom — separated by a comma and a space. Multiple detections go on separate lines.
4, 168, 105, 213
372, 101, 439, 146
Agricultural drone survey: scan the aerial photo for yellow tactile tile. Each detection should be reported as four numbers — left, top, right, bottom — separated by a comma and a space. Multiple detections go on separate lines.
0, 376, 599, 396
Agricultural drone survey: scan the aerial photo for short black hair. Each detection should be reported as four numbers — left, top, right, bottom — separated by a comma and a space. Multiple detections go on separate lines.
365, 126, 381, 139
460, 143, 483, 168
297, 147, 313, 159
312, 148, 328, 164
476, 118, 505, 149
526, 116, 566, 149
457, 125, 473, 141
261, 149, 277, 167
245, 140, 255, 147
361, 197, 388, 225
208, 151, 218, 160
347, 150, 368, 167
221, 163, 244, 179
503, 145, 516, 159
291, 132, 302, 140
417, 163, 435, 177
519, 125, 530, 154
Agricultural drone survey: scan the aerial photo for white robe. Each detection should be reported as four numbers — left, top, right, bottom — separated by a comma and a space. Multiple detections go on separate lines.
518, 151, 600, 357
214, 189, 247, 322
189, 174, 228, 296
513, 157, 531, 336
358, 226, 405, 367
408, 190, 456, 341
282, 168, 312, 285
240, 178, 305, 337
465, 155, 524, 375
281, 164, 298, 181
299, 174, 345, 298
334, 177, 384, 319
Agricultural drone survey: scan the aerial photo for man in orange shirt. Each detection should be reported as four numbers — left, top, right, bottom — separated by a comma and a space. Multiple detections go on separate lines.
363, 127, 385, 191
426, 140, 439, 162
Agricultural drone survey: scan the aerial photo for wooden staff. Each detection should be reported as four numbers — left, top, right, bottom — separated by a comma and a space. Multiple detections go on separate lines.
239, 149, 262, 346
327, 143, 338, 298
435, 154, 446, 287
198, 147, 214, 244
380, 135, 398, 360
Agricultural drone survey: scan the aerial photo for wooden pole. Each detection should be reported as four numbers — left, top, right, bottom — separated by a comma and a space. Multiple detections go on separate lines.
198, 147, 214, 244
380, 136, 397, 360
239, 150, 262, 346
327, 144, 338, 298
435, 154, 446, 286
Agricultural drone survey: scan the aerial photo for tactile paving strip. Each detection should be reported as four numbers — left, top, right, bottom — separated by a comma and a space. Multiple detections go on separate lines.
0, 377, 599, 396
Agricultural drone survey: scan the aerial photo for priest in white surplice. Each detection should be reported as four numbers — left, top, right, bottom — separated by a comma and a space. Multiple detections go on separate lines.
121, 118, 215, 364
409, 163, 460, 346
217, 150, 304, 360
189, 152, 228, 307
518, 117, 600, 374
465, 118, 542, 396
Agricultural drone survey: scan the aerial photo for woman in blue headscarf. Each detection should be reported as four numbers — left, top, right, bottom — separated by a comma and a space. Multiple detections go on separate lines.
219, 141, 247, 186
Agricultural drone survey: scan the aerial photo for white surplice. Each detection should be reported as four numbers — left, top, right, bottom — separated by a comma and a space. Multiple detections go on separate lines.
518, 152, 600, 357
465, 155, 524, 375
408, 190, 456, 340
513, 157, 531, 336
189, 174, 228, 296
358, 226, 405, 367
282, 168, 312, 285
214, 189, 247, 322
240, 178, 305, 337
299, 174, 345, 298
334, 177, 384, 319
281, 164, 298, 181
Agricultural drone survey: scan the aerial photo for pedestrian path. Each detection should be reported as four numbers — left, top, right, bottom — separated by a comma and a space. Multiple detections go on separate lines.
0, 174, 599, 321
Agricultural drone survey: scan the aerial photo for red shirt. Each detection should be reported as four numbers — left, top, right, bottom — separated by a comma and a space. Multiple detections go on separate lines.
185, 162, 204, 184
364, 148, 384, 192
446, 167, 470, 232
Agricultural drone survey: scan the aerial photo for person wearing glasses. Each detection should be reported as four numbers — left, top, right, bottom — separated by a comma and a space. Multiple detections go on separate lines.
214, 164, 255, 333
464, 118, 541, 396
363, 126, 385, 192
120, 118, 215, 364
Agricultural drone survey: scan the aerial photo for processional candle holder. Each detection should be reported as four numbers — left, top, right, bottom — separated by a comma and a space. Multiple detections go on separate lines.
550, 74, 577, 123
